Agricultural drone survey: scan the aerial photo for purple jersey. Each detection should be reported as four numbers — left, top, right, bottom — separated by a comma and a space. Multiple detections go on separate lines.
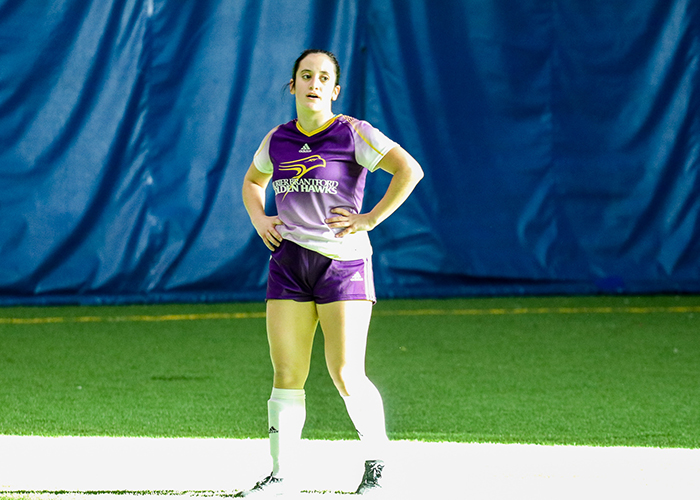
253, 115, 398, 260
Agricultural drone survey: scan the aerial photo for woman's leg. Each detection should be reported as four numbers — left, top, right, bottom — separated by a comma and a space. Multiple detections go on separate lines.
267, 299, 318, 389
317, 301, 388, 460
265, 299, 318, 481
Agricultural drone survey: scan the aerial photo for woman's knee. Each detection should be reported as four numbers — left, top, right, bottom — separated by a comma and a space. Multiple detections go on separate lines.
329, 367, 368, 397
272, 363, 310, 389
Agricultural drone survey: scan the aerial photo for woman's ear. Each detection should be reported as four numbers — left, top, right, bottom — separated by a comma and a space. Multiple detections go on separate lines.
332, 85, 341, 101
289, 79, 295, 94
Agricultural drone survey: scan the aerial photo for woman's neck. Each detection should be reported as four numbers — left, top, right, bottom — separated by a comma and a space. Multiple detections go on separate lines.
296, 108, 335, 134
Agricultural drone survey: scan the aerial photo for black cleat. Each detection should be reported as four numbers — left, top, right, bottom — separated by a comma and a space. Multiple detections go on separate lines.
355, 460, 384, 495
234, 474, 285, 497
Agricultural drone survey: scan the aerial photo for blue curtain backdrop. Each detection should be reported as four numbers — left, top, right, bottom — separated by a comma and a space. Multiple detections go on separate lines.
1, 0, 698, 305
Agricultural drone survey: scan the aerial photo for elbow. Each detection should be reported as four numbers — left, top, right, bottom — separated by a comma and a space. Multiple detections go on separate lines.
411, 159, 425, 185
416, 164, 425, 183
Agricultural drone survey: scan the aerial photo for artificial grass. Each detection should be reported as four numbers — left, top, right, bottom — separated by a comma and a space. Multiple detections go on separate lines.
0, 296, 698, 448
369, 296, 699, 448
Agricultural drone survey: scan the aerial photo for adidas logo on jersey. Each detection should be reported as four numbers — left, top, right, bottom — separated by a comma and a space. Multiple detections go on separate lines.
350, 272, 363, 282
269, 426, 279, 434
299, 143, 312, 153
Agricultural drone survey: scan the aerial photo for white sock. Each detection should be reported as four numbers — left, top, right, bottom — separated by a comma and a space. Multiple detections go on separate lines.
268, 388, 306, 478
342, 382, 389, 461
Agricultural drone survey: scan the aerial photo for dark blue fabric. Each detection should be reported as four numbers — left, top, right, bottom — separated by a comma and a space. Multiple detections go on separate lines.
1, 0, 698, 305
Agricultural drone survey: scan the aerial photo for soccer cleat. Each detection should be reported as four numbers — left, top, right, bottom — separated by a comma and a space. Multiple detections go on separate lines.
355, 460, 384, 495
234, 474, 285, 497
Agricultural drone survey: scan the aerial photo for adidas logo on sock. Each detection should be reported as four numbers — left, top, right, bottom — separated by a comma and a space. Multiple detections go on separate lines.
350, 272, 363, 282
269, 426, 279, 434
299, 143, 312, 153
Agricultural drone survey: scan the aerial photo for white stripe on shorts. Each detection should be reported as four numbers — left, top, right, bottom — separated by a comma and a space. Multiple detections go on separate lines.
364, 257, 376, 302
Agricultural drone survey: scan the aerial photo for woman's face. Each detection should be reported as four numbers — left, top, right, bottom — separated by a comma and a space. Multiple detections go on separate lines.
290, 52, 340, 113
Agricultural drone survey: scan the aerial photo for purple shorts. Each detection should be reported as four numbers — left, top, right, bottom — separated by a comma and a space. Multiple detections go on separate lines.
267, 240, 376, 304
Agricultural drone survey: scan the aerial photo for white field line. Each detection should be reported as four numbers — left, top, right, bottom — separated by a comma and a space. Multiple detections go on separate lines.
0, 436, 699, 499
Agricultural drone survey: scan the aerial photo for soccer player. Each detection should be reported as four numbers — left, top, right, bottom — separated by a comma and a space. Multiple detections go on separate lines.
237, 49, 423, 497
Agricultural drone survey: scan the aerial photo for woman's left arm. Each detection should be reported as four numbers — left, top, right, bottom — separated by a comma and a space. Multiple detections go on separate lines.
326, 146, 424, 238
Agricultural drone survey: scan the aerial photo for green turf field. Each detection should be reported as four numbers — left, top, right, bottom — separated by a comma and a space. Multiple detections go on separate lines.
0, 295, 698, 448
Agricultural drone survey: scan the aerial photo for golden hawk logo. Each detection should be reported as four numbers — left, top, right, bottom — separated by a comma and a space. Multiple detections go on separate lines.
272, 155, 338, 198
279, 155, 326, 179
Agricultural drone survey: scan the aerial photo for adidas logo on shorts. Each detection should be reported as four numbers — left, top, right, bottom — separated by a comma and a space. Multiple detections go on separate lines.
350, 272, 363, 282
299, 143, 312, 153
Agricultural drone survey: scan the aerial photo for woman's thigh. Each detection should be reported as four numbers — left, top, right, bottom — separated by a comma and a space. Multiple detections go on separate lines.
317, 300, 373, 395
266, 299, 319, 389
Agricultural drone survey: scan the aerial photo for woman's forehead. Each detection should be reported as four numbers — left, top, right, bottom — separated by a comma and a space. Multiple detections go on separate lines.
297, 53, 336, 74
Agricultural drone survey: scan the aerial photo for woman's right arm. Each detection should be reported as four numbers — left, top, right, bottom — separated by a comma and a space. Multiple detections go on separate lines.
241, 162, 283, 251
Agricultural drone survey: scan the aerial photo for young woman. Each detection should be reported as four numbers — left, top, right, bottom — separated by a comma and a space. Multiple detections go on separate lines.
237, 49, 423, 497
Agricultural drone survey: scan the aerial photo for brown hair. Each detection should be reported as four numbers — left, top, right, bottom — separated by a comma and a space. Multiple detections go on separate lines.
290, 49, 341, 88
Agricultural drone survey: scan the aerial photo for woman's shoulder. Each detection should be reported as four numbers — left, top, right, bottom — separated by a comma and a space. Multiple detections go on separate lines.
270, 119, 297, 134
336, 114, 383, 135
257, 120, 299, 144
336, 114, 365, 127
336, 115, 391, 141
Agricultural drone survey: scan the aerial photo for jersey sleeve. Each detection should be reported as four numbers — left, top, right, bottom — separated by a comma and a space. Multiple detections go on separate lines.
347, 118, 399, 172
252, 126, 279, 174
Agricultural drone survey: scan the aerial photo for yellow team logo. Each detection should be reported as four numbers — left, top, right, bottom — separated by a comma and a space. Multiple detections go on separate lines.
279, 155, 326, 178
273, 155, 338, 198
